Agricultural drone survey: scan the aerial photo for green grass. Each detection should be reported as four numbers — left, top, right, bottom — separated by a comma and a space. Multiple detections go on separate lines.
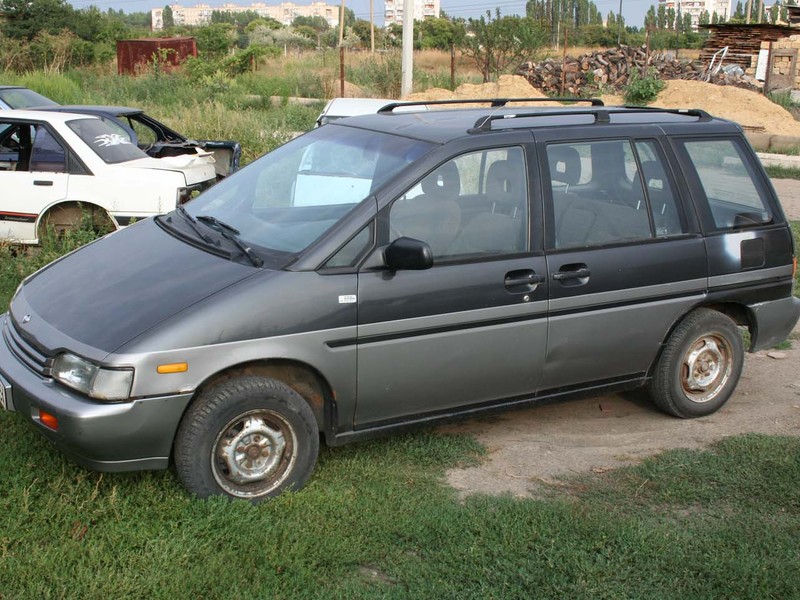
1, 413, 799, 598
766, 164, 800, 179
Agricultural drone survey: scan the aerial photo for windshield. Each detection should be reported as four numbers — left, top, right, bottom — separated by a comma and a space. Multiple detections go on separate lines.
66, 118, 149, 164
0, 87, 58, 109
184, 125, 432, 254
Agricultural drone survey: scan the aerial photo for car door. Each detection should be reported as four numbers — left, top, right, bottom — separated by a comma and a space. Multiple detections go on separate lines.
539, 129, 708, 391
0, 121, 69, 243
354, 143, 549, 427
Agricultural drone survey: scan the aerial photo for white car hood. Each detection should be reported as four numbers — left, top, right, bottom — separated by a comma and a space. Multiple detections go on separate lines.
120, 151, 217, 185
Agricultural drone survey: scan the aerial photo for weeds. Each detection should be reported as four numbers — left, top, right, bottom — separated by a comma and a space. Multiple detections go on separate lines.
623, 70, 665, 106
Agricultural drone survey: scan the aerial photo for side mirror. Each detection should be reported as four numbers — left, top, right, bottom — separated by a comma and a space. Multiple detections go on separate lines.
384, 237, 433, 271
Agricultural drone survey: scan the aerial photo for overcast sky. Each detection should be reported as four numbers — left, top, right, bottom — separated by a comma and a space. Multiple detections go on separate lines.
68, 0, 658, 30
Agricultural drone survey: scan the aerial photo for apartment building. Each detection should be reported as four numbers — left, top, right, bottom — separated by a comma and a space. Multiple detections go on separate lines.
659, 0, 733, 29
151, 2, 340, 30
384, 0, 440, 25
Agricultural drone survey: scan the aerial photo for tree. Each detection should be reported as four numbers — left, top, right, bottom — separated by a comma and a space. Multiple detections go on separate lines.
162, 5, 174, 28
195, 23, 236, 57
416, 17, 465, 51
1, 0, 74, 40
292, 15, 329, 32
644, 5, 657, 28
461, 11, 547, 83
699, 9, 710, 25
657, 4, 667, 28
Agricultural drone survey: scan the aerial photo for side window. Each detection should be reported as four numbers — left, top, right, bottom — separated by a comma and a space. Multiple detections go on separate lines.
126, 117, 157, 148
30, 126, 66, 173
548, 140, 651, 249
679, 138, 772, 230
389, 146, 529, 260
635, 140, 684, 237
0, 123, 33, 171
324, 225, 373, 269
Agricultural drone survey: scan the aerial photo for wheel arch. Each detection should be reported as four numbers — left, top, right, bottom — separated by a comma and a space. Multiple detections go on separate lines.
186, 359, 337, 440
648, 301, 752, 377
36, 200, 118, 237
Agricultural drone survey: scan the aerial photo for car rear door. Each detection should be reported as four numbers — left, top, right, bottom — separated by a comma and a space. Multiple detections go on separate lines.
538, 126, 708, 391
354, 139, 549, 427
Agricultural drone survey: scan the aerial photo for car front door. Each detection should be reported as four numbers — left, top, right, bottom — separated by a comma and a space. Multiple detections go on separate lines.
0, 122, 69, 243
354, 143, 549, 427
539, 130, 708, 391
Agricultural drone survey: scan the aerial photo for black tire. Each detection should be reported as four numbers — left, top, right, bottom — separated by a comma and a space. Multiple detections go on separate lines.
174, 376, 319, 502
648, 308, 744, 418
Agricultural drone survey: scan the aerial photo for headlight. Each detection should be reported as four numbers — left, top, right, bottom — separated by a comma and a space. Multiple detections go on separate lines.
51, 353, 134, 401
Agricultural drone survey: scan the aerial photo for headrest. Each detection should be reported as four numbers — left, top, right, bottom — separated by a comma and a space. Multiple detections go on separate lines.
422, 160, 461, 197
548, 145, 581, 186
486, 160, 525, 208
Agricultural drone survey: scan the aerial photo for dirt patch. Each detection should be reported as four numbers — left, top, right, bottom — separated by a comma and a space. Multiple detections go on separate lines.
443, 340, 800, 498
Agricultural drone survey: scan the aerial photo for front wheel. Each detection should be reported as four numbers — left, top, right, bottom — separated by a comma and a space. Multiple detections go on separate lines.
174, 376, 319, 501
648, 309, 744, 418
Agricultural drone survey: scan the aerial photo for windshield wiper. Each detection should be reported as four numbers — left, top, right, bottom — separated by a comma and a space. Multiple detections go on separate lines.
196, 215, 264, 267
175, 205, 216, 244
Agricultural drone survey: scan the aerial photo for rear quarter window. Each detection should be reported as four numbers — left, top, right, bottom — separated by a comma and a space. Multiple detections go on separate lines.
678, 138, 774, 230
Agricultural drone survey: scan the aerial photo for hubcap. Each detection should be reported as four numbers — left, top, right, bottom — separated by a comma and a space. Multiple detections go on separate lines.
212, 410, 296, 498
681, 335, 731, 403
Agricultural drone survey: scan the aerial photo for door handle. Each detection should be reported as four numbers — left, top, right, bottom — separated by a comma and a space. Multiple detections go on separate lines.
552, 264, 591, 283
33, 180, 53, 187
505, 270, 545, 292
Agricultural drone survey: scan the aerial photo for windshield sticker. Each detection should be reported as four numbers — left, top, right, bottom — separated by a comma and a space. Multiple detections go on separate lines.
94, 134, 131, 147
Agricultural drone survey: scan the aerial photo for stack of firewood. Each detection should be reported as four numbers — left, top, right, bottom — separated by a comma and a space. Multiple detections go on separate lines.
516, 45, 760, 95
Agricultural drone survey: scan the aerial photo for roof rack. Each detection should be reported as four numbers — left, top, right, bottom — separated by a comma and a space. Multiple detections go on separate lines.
467, 106, 714, 133
377, 97, 604, 114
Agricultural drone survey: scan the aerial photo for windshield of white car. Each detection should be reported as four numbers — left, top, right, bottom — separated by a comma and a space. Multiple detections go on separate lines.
184, 125, 433, 254
0, 88, 58, 109
66, 118, 149, 164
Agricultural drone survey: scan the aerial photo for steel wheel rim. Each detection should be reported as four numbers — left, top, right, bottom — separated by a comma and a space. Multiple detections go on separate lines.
680, 334, 732, 404
211, 409, 297, 498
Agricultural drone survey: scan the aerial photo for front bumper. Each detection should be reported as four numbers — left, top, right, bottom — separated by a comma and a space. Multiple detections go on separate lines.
0, 314, 193, 472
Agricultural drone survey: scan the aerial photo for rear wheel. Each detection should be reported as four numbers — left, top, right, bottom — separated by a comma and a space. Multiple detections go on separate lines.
648, 309, 744, 418
174, 376, 319, 502
38, 203, 115, 240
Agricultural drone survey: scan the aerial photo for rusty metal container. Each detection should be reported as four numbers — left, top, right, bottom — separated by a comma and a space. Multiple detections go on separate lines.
116, 37, 197, 75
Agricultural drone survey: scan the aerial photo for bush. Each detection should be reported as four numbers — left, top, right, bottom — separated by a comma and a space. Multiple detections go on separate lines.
623, 71, 665, 105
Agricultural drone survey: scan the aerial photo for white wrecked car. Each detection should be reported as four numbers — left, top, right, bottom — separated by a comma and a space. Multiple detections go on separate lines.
0, 110, 216, 243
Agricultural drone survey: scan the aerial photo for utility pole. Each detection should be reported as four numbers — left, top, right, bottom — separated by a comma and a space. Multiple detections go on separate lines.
401, 0, 414, 97
617, 0, 623, 46
370, 0, 375, 53
339, 0, 345, 97
746, 0, 752, 23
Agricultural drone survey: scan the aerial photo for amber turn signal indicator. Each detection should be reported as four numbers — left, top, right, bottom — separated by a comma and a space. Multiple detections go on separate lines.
157, 362, 188, 374
39, 409, 58, 431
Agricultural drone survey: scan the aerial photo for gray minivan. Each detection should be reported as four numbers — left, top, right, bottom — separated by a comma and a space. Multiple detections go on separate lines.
1, 99, 798, 501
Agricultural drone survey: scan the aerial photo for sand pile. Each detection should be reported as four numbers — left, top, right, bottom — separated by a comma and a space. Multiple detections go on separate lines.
601, 80, 800, 136
406, 74, 550, 102
408, 76, 800, 136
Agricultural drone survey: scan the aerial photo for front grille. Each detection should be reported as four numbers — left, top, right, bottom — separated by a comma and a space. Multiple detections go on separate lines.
3, 318, 52, 377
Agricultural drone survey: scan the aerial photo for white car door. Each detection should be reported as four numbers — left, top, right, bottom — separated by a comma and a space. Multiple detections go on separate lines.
0, 123, 69, 243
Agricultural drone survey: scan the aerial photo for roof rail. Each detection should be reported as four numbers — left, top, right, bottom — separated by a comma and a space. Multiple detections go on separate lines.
468, 106, 714, 133
377, 97, 604, 114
